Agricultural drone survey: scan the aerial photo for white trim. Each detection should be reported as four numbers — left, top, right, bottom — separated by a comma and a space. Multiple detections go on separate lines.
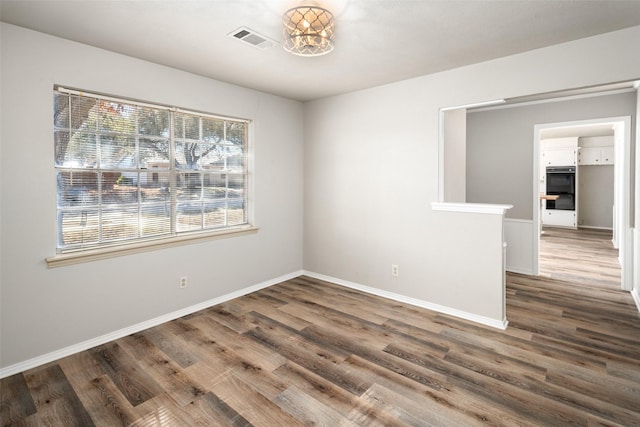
503, 218, 531, 224
0, 270, 303, 379
533, 126, 541, 275
0, 269, 512, 378
617, 118, 633, 291
506, 267, 534, 275
440, 99, 505, 111
470, 88, 636, 113
631, 288, 640, 313
533, 116, 632, 284
438, 109, 445, 202
431, 202, 513, 215
303, 270, 509, 330
577, 225, 614, 231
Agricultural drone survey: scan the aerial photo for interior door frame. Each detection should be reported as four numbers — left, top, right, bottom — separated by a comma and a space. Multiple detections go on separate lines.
532, 116, 633, 291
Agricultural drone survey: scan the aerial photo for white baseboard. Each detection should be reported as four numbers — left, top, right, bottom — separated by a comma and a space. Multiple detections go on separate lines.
506, 266, 534, 276
577, 225, 614, 231
0, 270, 304, 379
2, 269, 513, 378
302, 270, 508, 331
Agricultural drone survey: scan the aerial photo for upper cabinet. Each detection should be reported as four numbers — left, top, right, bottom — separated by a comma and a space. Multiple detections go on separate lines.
541, 136, 615, 168
578, 146, 614, 165
541, 137, 579, 167
542, 148, 578, 166
577, 135, 614, 166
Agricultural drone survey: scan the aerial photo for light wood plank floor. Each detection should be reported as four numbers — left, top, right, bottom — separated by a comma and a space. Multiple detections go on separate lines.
2, 232, 639, 426
540, 226, 621, 288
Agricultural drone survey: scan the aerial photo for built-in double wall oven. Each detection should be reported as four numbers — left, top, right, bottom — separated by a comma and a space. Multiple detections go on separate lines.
546, 166, 576, 210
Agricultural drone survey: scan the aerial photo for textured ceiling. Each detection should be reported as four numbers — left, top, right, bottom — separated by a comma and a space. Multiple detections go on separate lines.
2, 0, 640, 101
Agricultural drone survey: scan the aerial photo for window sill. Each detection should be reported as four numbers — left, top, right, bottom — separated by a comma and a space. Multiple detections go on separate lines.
46, 226, 259, 268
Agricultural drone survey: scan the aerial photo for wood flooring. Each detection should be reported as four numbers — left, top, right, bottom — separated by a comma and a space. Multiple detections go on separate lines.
2, 229, 639, 426
540, 227, 621, 288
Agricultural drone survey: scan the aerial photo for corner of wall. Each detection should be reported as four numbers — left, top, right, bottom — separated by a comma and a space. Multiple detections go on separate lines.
632, 287, 640, 313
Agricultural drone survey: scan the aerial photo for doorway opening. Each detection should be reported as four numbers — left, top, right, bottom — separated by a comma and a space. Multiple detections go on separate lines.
439, 80, 639, 319
533, 116, 632, 291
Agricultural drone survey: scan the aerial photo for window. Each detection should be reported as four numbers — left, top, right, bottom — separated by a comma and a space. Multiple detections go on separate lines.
54, 87, 250, 253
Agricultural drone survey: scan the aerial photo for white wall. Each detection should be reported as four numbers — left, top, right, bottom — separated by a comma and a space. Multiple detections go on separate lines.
466, 92, 636, 220
443, 109, 467, 202
578, 136, 615, 229
3, 23, 640, 371
504, 219, 535, 275
0, 24, 304, 369
579, 164, 614, 228
303, 26, 640, 323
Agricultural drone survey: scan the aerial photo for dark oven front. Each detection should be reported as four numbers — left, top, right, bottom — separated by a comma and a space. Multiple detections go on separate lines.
546, 166, 575, 210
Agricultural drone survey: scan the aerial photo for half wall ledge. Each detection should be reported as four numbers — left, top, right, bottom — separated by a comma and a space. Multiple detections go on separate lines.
431, 202, 513, 215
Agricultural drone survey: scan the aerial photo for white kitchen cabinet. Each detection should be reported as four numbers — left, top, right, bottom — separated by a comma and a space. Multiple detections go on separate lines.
541, 148, 577, 167
578, 146, 614, 165
542, 209, 576, 228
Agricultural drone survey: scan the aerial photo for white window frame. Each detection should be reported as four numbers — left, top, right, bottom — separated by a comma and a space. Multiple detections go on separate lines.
47, 87, 257, 268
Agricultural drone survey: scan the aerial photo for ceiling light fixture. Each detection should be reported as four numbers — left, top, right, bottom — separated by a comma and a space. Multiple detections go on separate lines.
283, 6, 335, 57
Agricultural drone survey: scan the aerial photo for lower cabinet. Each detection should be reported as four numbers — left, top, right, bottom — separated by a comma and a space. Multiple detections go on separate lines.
543, 209, 576, 228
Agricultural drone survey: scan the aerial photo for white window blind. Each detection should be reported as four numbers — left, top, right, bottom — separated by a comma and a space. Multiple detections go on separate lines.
54, 87, 249, 252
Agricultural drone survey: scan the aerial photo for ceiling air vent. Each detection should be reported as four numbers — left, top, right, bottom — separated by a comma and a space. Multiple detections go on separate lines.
228, 27, 277, 50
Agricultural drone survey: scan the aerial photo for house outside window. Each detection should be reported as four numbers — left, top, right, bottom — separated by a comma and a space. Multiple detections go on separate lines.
53, 87, 250, 252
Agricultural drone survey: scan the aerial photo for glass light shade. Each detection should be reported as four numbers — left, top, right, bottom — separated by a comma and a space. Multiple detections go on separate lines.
283, 6, 335, 57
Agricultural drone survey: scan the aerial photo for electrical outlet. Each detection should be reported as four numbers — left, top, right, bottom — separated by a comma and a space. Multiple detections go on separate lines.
391, 264, 399, 277
180, 276, 188, 288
